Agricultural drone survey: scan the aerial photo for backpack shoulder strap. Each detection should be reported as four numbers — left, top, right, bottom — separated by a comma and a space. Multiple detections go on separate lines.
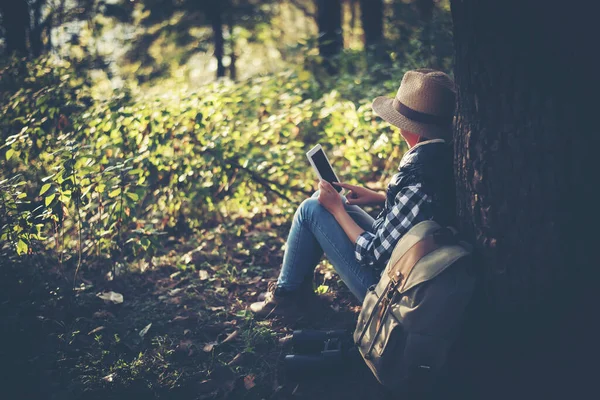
387, 225, 458, 289
385, 221, 470, 294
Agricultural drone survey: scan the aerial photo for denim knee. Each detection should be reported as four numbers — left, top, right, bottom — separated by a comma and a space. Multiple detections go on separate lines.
295, 197, 324, 223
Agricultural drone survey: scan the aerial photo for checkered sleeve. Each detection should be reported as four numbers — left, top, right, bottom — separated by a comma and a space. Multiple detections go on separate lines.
354, 184, 430, 268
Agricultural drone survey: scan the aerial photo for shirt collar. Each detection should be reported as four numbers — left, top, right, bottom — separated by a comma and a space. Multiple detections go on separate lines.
400, 138, 446, 166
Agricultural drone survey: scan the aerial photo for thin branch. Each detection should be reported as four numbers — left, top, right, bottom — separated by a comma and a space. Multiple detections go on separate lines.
203, 148, 312, 202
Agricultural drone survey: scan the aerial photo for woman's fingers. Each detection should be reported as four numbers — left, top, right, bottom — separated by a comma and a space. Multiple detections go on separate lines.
333, 182, 355, 189
319, 179, 334, 192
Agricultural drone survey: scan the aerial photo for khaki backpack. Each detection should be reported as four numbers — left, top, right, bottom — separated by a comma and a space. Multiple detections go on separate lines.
353, 220, 475, 394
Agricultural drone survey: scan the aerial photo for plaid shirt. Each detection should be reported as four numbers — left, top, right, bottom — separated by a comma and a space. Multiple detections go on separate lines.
353, 139, 450, 270
354, 184, 432, 269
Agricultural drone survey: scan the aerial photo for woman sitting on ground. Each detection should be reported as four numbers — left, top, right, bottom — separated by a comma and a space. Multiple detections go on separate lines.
250, 69, 457, 317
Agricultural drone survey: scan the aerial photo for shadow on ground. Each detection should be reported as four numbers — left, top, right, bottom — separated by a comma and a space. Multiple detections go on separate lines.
0, 242, 389, 399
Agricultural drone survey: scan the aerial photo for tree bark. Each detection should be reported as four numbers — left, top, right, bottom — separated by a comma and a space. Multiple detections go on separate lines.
359, 0, 383, 48
451, 0, 597, 397
316, 0, 343, 73
0, 0, 30, 56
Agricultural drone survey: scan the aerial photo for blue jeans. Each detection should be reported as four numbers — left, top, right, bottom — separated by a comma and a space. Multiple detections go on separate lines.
277, 191, 379, 302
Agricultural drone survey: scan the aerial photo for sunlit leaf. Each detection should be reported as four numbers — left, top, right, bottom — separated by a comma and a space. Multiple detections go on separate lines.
6, 149, 15, 161
16, 239, 28, 255
40, 183, 52, 196
45, 193, 56, 207
126, 192, 139, 201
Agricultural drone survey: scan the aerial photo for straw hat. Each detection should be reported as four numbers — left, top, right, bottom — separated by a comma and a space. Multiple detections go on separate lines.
372, 69, 456, 140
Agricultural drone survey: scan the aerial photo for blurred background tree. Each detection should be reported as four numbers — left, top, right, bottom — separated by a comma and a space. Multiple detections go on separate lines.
0, 0, 453, 84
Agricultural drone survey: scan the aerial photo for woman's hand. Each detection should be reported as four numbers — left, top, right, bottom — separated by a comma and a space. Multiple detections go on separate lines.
333, 182, 386, 206
317, 180, 345, 215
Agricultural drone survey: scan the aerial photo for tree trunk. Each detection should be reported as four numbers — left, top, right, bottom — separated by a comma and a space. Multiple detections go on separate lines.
0, 0, 30, 56
359, 0, 383, 48
227, 8, 236, 81
207, 0, 225, 78
30, 0, 45, 57
316, 0, 343, 73
451, 0, 596, 398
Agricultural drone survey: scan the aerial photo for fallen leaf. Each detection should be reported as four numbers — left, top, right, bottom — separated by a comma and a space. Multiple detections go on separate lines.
227, 353, 244, 366
278, 334, 293, 345
247, 276, 262, 285
181, 253, 193, 265
177, 339, 194, 356
208, 306, 225, 312
199, 379, 216, 394
102, 373, 116, 382
203, 341, 219, 352
292, 383, 300, 395
93, 310, 114, 319
183, 329, 191, 335
220, 330, 239, 345
88, 326, 105, 335
244, 374, 256, 390
170, 315, 189, 323
169, 288, 183, 296
139, 323, 152, 338
97, 291, 123, 304
199, 270, 209, 281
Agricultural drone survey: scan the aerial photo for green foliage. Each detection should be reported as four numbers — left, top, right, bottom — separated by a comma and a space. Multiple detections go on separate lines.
0, 45, 449, 275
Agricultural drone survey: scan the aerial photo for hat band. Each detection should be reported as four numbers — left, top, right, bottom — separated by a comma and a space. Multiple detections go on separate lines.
393, 98, 452, 126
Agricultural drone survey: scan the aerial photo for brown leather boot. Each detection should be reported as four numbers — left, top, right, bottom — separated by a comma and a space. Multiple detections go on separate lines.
249, 280, 314, 319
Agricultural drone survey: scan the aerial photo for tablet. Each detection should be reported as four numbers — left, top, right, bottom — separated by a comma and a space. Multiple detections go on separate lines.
306, 144, 343, 193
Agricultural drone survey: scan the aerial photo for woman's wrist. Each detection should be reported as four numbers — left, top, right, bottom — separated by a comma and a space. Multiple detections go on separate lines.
376, 192, 386, 204
332, 205, 347, 219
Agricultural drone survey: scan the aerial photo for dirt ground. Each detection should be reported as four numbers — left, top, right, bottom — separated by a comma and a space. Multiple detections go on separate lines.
0, 220, 391, 400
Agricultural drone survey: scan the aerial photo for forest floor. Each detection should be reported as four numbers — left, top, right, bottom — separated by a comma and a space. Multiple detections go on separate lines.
0, 215, 390, 400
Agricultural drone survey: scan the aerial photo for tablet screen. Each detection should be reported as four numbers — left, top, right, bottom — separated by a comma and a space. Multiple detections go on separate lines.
311, 149, 342, 192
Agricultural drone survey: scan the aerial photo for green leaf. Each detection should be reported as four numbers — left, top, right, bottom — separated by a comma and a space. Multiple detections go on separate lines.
108, 188, 121, 198
6, 148, 15, 161
125, 192, 139, 201
16, 239, 28, 255
45, 193, 56, 207
40, 183, 52, 196
140, 237, 151, 250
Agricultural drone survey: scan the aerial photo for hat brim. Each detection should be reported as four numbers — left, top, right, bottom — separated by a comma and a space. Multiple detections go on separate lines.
372, 96, 452, 140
